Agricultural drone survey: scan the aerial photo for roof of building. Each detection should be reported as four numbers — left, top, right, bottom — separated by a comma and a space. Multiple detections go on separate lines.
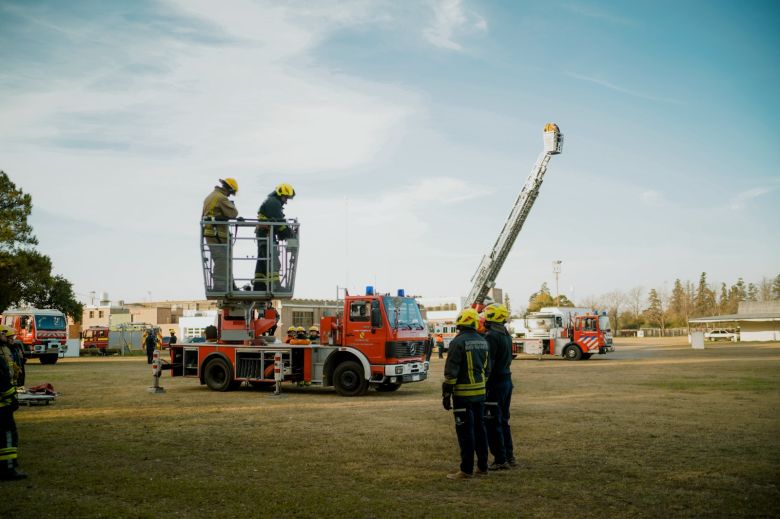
689, 312, 780, 323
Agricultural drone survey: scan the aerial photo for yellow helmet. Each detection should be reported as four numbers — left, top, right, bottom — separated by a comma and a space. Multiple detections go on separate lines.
1, 325, 16, 338
484, 304, 509, 323
308, 325, 319, 333
296, 326, 305, 332
221, 177, 239, 193
287, 326, 296, 333
455, 308, 480, 329
275, 183, 295, 198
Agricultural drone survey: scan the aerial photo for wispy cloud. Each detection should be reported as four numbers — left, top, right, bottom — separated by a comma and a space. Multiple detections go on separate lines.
566, 71, 681, 104
423, 0, 487, 51
729, 186, 775, 210
563, 3, 634, 26
640, 189, 664, 207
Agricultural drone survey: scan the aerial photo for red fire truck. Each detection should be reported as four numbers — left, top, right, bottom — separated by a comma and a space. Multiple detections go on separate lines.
81, 326, 110, 350
164, 219, 428, 395
1, 308, 68, 364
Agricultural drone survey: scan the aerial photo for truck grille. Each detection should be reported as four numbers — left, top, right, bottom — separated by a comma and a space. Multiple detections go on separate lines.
385, 341, 425, 359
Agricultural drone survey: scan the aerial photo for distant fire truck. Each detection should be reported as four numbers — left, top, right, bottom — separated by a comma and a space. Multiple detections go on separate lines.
1, 308, 68, 364
522, 307, 614, 360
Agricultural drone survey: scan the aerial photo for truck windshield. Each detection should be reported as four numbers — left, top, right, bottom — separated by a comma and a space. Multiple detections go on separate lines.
527, 316, 554, 331
383, 297, 424, 330
35, 314, 66, 330
599, 315, 610, 331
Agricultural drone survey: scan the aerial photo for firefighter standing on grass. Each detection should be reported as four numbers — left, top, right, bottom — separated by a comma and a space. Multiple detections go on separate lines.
0, 326, 26, 480
482, 303, 516, 469
442, 308, 490, 480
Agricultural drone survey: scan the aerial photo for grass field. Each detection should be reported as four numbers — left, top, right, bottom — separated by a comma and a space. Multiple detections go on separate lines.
3, 338, 779, 518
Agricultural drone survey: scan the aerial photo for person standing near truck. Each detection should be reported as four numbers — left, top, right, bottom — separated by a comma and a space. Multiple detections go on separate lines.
0, 326, 26, 480
442, 308, 490, 480
482, 303, 515, 469
145, 330, 157, 365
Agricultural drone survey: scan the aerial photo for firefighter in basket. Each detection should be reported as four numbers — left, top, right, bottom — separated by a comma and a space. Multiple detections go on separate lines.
202, 178, 239, 292
253, 183, 296, 291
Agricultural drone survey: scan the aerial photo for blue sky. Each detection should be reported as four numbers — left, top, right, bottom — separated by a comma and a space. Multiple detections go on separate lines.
1, 0, 778, 307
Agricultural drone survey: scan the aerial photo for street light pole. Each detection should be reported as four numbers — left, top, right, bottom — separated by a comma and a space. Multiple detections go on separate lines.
553, 260, 562, 306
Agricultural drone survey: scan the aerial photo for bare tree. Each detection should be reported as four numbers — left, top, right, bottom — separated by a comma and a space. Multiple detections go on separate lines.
627, 286, 644, 319
580, 295, 601, 310
603, 290, 627, 333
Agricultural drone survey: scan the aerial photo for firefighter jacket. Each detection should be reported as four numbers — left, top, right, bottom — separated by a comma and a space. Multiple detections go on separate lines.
257, 193, 294, 240
485, 323, 512, 384
0, 345, 18, 411
444, 328, 490, 401
202, 186, 239, 240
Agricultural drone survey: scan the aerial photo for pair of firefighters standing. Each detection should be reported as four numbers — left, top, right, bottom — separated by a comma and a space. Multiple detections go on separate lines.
202, 178, 296, 292
443, 304, 515, 479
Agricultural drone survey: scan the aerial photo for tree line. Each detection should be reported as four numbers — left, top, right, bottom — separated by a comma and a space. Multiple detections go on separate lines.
520, 272, 780, 332
0, 171, 82, 321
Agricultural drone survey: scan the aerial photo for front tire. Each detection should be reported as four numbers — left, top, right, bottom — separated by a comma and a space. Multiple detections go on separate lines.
40, 354, 59, 365
375, 382, 401, 393
563, 344, 582, 361
333, 361, 368, 397
203, 357, 237, 391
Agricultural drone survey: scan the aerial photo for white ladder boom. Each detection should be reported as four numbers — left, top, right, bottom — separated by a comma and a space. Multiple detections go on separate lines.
465, 124, 563, 307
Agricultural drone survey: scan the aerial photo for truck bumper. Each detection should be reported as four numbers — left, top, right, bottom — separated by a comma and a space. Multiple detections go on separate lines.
31, 341, 63, 355
384, 372, 428, 384
374, 362, 427, 384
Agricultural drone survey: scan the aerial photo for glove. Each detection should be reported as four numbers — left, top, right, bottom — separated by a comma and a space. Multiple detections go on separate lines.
442, 394, 452, 411
441, 381, 453, 410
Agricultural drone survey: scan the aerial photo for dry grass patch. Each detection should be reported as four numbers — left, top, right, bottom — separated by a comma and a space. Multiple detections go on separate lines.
2, 339, 779, 518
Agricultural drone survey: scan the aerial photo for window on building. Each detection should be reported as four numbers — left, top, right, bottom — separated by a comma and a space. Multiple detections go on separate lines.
292, 311, 314, 328
99, 310, 104, 318
89, 311, 94, 319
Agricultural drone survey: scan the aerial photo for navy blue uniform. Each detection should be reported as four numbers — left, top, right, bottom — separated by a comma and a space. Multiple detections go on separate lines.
444, 328, 490, 475
254, 192, 294, 291
484, 322, 515, 465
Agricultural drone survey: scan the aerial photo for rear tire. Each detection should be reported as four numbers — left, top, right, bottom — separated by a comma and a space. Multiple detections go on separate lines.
203, 357, 236, 391
333, 361, 368, 397
563, 344, 582, 361
375, 382, 401, 392
40, 354, 59, 365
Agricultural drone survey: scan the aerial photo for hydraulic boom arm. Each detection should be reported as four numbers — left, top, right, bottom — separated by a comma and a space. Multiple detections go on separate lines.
465, 123, 563, 307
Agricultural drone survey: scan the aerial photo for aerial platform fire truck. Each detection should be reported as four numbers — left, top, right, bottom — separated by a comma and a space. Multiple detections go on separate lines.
164, 219, 428, 395
522, 306, 614, 360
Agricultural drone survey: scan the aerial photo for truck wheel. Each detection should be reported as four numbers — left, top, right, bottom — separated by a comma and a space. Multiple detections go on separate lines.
203, 357, 236, 391
333, 361, 368, 397
40, 354, 59, 365
375, 382, 401, 392
563, 344, 582, 361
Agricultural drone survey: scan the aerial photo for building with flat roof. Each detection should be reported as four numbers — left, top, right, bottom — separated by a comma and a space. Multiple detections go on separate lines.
688, 301, 780, 342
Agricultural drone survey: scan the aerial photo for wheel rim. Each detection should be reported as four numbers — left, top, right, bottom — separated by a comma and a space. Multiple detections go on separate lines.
210, 364, 227, 384
341, 370, 358, 390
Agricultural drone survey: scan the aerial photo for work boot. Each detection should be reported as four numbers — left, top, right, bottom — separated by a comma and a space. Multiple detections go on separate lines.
446, 470, 473, 480
0, 468, 28, 480
489, 462, 510, 471
474, 469, 489, 477
507, 457, 517, 467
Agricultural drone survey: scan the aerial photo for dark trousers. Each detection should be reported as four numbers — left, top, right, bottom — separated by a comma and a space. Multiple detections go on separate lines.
206, 236, 230, 291
146, 347, 154, 364
437, 342, 444, 358
485, 379, 514, 463
0, 410, 19, 473
253, 238, 280, 291
452, 397, 488, 474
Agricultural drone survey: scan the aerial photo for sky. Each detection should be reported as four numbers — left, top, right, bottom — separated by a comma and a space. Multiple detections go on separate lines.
1, 0, 778, 308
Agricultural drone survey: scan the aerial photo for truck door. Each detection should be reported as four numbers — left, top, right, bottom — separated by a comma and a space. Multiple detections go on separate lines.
344, 299, 384, 359
576, 316, 599, 352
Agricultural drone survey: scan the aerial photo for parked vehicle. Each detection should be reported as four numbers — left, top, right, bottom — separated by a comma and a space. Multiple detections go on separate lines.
705, 329, 738, 342
1, 308, 68, 364
522, 306, 614, 360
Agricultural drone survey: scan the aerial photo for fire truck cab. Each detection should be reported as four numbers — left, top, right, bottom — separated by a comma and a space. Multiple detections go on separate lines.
522, 307, 614, 360
1, 308, 68, 364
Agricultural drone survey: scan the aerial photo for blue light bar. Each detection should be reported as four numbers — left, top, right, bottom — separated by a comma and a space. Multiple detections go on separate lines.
397, 289, 405, 297
366, 286, 374, 295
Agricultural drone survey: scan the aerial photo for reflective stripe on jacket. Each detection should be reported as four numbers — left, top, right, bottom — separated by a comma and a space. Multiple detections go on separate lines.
443, 328, 489, 400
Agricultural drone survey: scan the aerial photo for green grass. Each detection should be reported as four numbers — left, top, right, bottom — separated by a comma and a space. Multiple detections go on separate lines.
2, 340, 779, 518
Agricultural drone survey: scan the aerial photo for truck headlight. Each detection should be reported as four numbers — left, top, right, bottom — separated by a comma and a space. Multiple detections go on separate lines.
395, 366, 404, 374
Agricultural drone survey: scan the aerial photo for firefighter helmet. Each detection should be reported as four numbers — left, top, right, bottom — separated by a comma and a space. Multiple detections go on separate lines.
0, 325, 14, 337
287, 326, 296, 334
275, 183, 295, 198
220, 177, 239, 193
484, 304, 509, 323
455, 308, 480, 329
308, 325, 319, 333
296, 326, 305, 333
